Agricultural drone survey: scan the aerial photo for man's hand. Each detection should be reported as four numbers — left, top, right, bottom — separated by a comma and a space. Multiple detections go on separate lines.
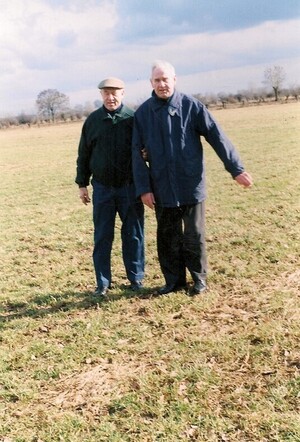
79, 187, 91, 205
141, 192, 156, 209
235, 172, 253, 188
141, 148, 148, 161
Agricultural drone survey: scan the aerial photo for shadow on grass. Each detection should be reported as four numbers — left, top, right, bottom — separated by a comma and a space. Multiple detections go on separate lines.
0, 286, 161, 324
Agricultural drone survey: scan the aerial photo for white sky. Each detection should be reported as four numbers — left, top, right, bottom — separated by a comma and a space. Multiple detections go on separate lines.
0, 0, 299, 116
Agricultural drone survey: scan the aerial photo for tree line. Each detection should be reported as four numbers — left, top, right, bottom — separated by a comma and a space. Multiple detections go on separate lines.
1, 66, 299, 129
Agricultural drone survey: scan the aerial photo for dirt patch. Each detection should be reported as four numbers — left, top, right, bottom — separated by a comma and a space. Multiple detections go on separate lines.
283, 269, 300, 290
42, 359, 143, 412
258, 269, 300, 294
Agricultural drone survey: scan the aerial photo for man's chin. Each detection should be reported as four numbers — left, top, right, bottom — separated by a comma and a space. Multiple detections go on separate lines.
158, 92, 170, 99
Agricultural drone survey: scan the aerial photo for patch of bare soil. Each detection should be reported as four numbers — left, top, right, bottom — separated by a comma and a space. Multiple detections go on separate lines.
39, 271, 299, 417
274, 269, 299, 291
42, 359, 142, 413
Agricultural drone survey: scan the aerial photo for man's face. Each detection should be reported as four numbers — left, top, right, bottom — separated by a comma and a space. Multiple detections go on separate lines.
151, 67, 176, 99
100, 88, 124, 111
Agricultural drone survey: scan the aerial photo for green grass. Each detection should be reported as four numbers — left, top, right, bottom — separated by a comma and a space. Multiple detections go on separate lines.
0, 103, 299, 441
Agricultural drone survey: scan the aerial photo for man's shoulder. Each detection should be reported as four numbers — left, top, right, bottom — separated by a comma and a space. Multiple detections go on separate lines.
134, 98, 152, 115
121, 105, 135, 118
175, 91, 207, 113
175, 90, 199, 104
84, 107, 103, 123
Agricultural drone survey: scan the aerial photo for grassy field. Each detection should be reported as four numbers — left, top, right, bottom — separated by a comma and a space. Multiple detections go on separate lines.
0, 102, 299, 442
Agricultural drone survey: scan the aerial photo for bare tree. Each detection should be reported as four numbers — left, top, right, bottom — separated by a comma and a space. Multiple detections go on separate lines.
17, 112, 34, 126
264, 66, 286, 102
289, 83, 300, 101
36, 89, 70, 121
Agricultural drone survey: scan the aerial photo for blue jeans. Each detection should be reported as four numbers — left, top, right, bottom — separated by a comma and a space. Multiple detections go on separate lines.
92, 180, 144, 289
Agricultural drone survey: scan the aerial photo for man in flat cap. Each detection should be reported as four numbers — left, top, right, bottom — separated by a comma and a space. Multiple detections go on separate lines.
75, 77, 144, 296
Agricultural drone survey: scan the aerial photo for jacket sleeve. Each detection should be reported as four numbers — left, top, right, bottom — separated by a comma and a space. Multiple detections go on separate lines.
75, 123, 92, 187
132, 114, 152, 197
197, 104, 245, 178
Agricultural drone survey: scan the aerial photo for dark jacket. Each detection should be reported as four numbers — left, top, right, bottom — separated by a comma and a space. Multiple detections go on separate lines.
132, 90, 245, 207
75, 105, 134, 188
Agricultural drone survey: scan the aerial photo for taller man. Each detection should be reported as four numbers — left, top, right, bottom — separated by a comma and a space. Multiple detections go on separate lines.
132, 61, 253, 296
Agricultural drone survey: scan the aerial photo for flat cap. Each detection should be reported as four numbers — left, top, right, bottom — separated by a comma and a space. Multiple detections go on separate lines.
98, 77, 125, 89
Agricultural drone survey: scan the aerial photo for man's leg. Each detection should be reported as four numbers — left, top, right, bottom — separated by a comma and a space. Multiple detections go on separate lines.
92, 181, 115, 290
182, 202, 207, 289
117, 185, 145, 285
155, 206, 186, 287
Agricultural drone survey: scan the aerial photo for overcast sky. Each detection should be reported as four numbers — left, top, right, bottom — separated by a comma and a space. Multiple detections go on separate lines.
1, 0, 299, 116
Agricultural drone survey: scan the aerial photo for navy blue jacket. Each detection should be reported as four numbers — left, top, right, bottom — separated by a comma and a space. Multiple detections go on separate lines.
132, 90, 245, 207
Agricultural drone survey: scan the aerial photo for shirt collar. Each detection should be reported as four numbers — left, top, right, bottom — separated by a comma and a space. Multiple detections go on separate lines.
100, 104, 124, 120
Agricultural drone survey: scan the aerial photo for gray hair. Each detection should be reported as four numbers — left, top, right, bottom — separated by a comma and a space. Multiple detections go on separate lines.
151, 60, 176, 77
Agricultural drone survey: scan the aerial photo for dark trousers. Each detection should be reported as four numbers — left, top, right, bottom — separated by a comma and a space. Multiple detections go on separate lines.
155, 202, 207, 286
92, 180, 145, 289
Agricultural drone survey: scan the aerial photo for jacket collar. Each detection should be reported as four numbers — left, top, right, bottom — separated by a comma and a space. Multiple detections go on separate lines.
151, 90, 181, 116
99, 104, 132, 120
